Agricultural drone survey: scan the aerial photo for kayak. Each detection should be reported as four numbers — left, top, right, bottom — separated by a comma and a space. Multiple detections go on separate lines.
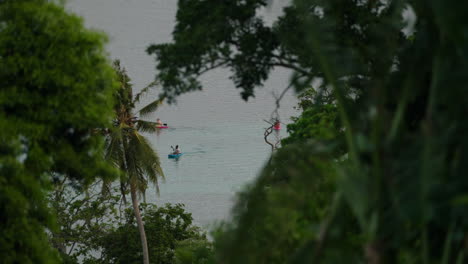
273, 126, 281, 130
156, 125, 169, 129
168, 153, 183, 158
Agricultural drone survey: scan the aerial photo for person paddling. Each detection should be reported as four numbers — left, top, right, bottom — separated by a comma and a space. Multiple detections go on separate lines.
156, 118, 168, 128
171, 145, 181, 155
156, 118, 163, 127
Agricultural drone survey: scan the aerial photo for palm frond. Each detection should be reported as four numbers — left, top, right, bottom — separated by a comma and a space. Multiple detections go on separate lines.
138, 97, 165, 117
136, 120, 159, 133
105, 128, 124, 167
127, 130, 165, 197
106, 61, 165, 205
136, 175, 148, 201
133, 80, 159, 104
133, 131, 164, 178
100, 178, 113, 197
124, 136, 139, 181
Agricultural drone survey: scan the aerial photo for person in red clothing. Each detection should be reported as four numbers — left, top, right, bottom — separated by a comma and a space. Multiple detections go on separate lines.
273, 120, 281, 130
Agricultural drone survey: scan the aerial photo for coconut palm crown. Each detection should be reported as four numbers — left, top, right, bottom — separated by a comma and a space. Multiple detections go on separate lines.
105, 60, 164, 199
104, 60, 165, 264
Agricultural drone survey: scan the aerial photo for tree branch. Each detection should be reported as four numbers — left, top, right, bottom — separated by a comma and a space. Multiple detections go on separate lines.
194, 60, 229, 77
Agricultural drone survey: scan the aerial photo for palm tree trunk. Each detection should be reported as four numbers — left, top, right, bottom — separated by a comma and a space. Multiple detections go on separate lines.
130, 184, 150, 264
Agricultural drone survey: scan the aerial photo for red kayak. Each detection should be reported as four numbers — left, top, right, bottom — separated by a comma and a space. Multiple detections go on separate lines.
156, 125, 169, 129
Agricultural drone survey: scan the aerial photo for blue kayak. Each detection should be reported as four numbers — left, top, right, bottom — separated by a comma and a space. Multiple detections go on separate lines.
168, 153, 183, 158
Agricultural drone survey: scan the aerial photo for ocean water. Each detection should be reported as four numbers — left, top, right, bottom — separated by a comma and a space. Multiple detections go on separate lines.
67, 0, 298, 229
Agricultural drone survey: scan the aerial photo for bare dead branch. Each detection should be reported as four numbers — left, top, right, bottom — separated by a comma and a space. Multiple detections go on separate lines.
263, 121, 281, 152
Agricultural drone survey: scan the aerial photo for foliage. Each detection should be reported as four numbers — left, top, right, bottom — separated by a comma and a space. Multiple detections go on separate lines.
103, 60, 165, 264
282, 103, 341, 148
174, 239, 214, 264
93, 204, 208, 264
48, 179, 212, 264
212, 141, 360, 264
0, 0, 116, 183
147, 0, 368, 103
48, 178, 121, 262
282, 87, 344, 155
0, 0, 116, 263
151, 0, 468, 263
147, 0, 274, 102
104, 60, 164, 201
293, 87, 334, 112
0, 141, 60, 264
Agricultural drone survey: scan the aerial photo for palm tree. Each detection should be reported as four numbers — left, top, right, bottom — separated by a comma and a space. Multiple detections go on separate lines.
104, 60, 164, 264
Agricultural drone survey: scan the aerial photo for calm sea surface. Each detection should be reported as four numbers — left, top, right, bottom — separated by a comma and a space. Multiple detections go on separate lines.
67, 0, 298, 229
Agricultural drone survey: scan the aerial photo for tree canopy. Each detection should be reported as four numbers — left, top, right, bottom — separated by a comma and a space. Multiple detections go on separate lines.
0, 0, 117, 262
0, 141, 60, 263
95, 204, 208, 264
148, 0, 400, 103
0, 0, 116, 182
150, 0, 468, 263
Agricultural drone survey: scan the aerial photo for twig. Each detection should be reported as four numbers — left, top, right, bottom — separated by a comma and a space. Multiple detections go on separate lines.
264, 123, 277, 152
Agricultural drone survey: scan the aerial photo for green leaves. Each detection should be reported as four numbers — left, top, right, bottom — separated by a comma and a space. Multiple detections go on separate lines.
139, 97, 165, 117
154, 0, 468, 263
0, 141, 60, 264
0, 1, 117, 262
147, 0, 280, 102
212, 141, 359, 264
0, 0, 117, 182
282, 103, 342, 150
96, 204, 209, 264
175, 239, 214, 264
48, 179, 121, 262
106, 61, 165, 200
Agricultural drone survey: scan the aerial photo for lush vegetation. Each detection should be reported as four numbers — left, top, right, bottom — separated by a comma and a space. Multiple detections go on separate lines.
48, 179, 121, 262
95, 204, 209, 264
2, 0, 468, 263
103, 60, 165, 264
0, 0, 116, 263
149, 0, 468, 263
48, 184, 210, 264
281, 89, 342, 149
